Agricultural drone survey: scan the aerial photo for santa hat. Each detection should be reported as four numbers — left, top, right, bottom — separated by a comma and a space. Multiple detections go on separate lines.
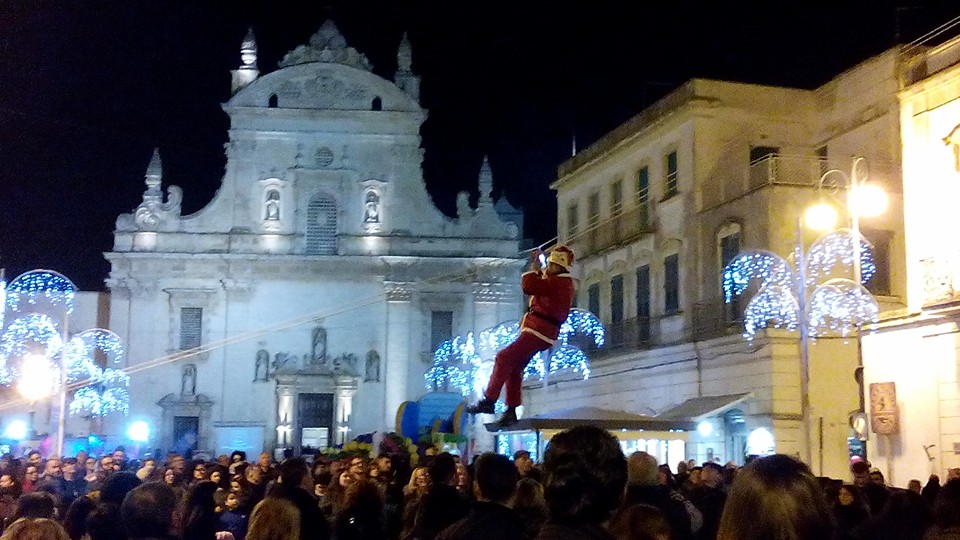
548, 245, 575, 270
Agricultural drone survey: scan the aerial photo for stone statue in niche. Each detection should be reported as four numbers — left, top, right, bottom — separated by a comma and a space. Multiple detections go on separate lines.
254, 349, 270, 382
363, 191, 380, 224
310, 326, 327, 367
364, 350, 380, 382
273, 352, 297, 372
182, 364, 197, 396
264, 189, 281, 221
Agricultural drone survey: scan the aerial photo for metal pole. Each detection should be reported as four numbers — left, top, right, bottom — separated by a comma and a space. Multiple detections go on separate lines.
795, 217, 813, 467
849, 158, 867, 463
56, 306, 69, 457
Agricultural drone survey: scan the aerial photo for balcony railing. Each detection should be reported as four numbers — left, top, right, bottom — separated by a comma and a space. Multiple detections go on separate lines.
702, 154, 901, 210
567, 204, 653, 259
593, 299, 741, 357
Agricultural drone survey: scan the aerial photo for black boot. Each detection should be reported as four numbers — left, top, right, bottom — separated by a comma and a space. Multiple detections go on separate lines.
496, 407, 518, 428
465, 398, 495, 414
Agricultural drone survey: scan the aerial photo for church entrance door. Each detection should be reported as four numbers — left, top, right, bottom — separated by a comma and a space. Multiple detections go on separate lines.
297, 393, 334, 453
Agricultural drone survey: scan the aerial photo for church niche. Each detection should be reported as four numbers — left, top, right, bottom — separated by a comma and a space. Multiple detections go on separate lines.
363, 189, 380, 225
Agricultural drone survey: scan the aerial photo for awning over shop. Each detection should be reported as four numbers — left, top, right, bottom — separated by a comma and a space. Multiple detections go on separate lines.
486, 406, 698, 433
656, 393, 751, 421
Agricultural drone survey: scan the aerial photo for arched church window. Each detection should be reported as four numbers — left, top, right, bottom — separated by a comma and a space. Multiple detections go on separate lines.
363, 190, 380, 224
268, 94, 279, 108
306, 191, 338, 255
371, 97, 382, 111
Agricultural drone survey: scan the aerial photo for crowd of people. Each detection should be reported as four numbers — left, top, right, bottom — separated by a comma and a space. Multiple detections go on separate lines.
0, 430, 958, 540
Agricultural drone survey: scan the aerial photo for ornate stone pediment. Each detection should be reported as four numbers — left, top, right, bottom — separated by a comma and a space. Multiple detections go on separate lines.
116, 150, 183, 232
279, 19, 372, 72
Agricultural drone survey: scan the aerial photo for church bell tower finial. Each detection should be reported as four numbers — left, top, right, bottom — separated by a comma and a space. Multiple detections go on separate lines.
231, 27, 260, 95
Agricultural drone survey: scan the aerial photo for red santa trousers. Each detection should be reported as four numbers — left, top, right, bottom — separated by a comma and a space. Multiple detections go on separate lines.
484, 332, 552, 408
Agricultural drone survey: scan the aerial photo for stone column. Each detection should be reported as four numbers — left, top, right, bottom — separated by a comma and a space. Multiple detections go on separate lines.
274, 383, 295, 452
383, 281, 413, 430
334, 376, 359, 445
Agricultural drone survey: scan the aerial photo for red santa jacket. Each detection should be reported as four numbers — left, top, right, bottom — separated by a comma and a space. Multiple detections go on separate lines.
519, 270, 576, 344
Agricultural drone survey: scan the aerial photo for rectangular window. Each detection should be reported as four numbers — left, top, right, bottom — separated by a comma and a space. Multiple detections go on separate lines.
567, 203, 580, 238
862, 229, 892, 295
430, 310, 454, 351
611, 275, 624, 324
179, 307, 203, 350
816, 145, 829, 177
664, 151, 678, 198
636, 167, 650, 226
720, 232, 742, 320
664, 254, 680, 314
588, 284, 601, 318
611, 180, 623, 215
636, 265, 651, 342
588, 192, 601, 226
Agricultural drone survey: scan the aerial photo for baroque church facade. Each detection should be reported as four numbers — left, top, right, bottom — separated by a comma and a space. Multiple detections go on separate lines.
104, 21, 523, 456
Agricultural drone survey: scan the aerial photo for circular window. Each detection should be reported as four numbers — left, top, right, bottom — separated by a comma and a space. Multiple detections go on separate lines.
315, 146, 334, 167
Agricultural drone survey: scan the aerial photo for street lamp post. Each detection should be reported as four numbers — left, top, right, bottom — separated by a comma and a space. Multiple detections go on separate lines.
806, 157, 888, 460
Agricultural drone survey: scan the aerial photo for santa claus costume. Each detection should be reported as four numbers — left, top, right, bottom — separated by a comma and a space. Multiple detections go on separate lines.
467, 245, 576, 426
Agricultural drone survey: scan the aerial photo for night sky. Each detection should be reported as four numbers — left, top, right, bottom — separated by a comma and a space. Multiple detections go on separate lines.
0, 1, 957, 289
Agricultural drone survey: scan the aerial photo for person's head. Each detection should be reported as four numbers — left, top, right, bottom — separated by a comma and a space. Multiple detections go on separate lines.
513, 450, 535, 476
278, 457, 310, 491
224, 492, 240, 512
258, 452, 271, 469
627, 452, 659, 487
338, 470, 353, 488
688, 467, 702, 485
75, 451, 88, 464
206, 464, 228, 487
837, 484, 861, 507
22, 466, 38, 484
217, 455, 230, 467
121, 482, 177, 540
42, 458, 61, 478
100, 472, 142, 505
112, 447, 125, 464
545, 246, 574, 275
0, 474, 15, 489
375, 455, 391, 474
230, 451, 246, 464
245, 465, 263, 485
428, 452, 457, 487
346, 456, 365, 479
869, 467, 885, 486
676, 461, 688, 474
472, 453, 516, 504
62, 496, 96, 540
86, 503, 123, 540
455, 463, 470, 490
163, 468, 176, 485
99, 456, 114, 473
701, 462, 723, 489
1, 518, 70, 540
247, 498, 300, 540
542, 425, 627, 526
717, 454, 834, 540
84, 457, 96, 474
61, 458, 77, 478
12, 492, 56, 521
512, 477, 547, 514
608, 503, 672, 540
851, 461, 871, 488
908, 479, 922, 493
934, 478, 960, 530
408, 467, 430, 491
27, 451, 42, 468
192, 462, 206, 480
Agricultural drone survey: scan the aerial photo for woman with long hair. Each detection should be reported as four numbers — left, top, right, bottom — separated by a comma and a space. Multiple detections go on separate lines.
717, 454, 834, 540
181, 481, 219, 540
334, 480, 385, 540
512, 478, 548, 540
246, 498, 299, 540
399, 467, 431, 540
0, 518, 70, 540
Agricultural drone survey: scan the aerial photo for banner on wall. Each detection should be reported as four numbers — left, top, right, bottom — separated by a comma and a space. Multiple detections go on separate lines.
869, 382, 899, 435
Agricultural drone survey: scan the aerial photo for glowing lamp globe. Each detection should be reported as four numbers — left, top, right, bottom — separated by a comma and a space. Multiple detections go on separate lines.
3, 420, 27, 441
848, 184, 888, 218
17, 354, 57, 402
127, 421, 150, 443
804, 203, 838, 232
